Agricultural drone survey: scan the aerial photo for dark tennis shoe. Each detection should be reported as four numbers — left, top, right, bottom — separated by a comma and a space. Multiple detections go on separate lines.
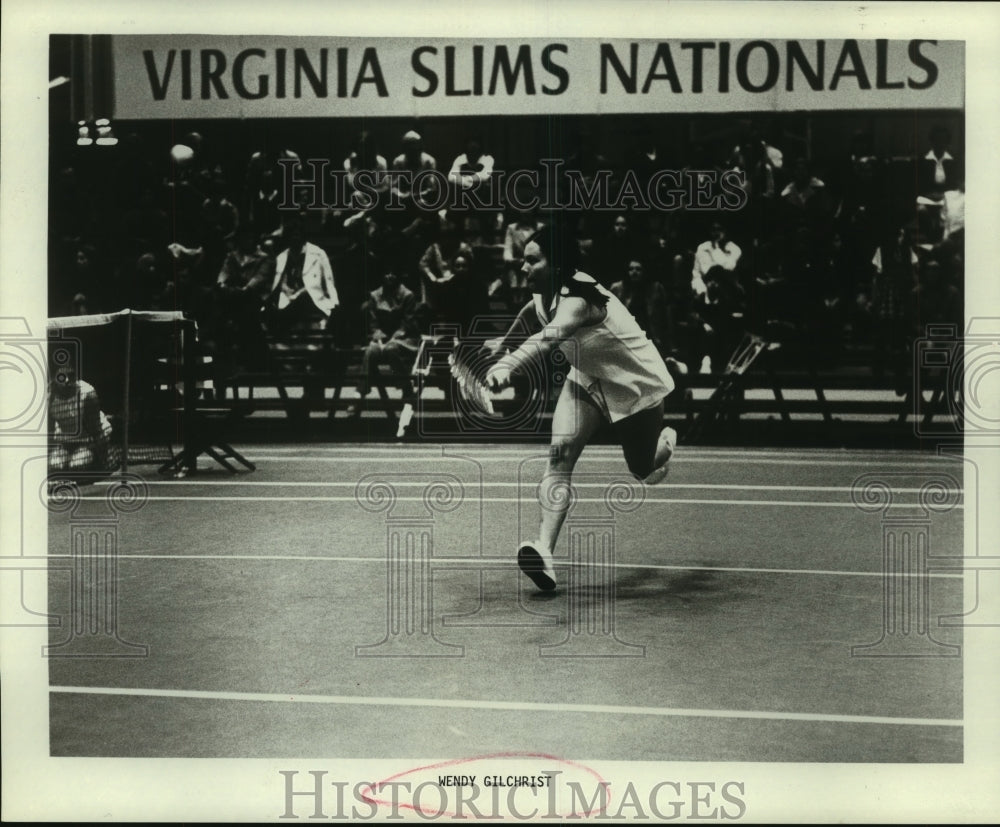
517, 541, 557, 592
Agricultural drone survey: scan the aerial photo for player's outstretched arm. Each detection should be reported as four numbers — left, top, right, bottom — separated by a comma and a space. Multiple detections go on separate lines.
484, 299, 542, 357
487, 296, 596, 390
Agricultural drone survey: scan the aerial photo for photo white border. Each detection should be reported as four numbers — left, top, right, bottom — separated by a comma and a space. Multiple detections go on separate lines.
2, 0, 999, 821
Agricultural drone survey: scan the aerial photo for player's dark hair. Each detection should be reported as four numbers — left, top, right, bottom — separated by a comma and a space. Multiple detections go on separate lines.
530, 217, 610, 309
528, 218, 579, 281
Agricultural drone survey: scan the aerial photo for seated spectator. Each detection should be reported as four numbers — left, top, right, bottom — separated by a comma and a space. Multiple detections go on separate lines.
594, 214, 638, 288
247, 169, 283, 238
859, 225, 918, 378
729, 125, 784, 196
245, 146, 301, 204
200, 178, 240, 242
126, 251, 166, 311
692, 265, 748, 374
160, 244, 217, 351
448, 136, 495, 190
692, 222, 741, 297
55, 243, 106, 315
780, 157, 832, 232
69, 292, 93, 316
350, 268, 421, 412
265, 216, 339, 334
729, 125, 784, 198
729, 125, 785, 243
610, 259, 673, 356
335, 214, 383, 344
165, 144, 208, 247
396, 212, 441, 290
259, 236, 279, 260
199, 177, 241, 273
217, 226, 274, 296
941, 188, 965, 242
909, 259, 962, 335
179, 131, 226, 192
418, 212, 473, 311
831, 133, 883, 287
919, 125, 962, 200
216, 226, 275, 368
833, 130, 879, 208
501, 208, 545, 303
448, 136, 497, 245
390, 130, 439, 208
677, 141, 726, 247
48, 362, 113, 474
344, 131, 389, 208
260, 218, 338, 411
562, 129, 609, 240
916, 164, 965, 248
443, 252, 475, 335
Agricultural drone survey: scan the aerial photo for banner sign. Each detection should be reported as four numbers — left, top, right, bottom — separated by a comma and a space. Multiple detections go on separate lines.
111, 36, 964, 119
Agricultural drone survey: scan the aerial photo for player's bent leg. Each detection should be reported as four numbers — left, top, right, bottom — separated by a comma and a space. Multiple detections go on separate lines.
616, 399, 676, 484
520, 381, 604, 592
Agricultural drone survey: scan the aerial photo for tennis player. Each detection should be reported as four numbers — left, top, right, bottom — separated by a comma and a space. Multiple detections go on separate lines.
486, 221, 677, 592
48, 363, 112, 473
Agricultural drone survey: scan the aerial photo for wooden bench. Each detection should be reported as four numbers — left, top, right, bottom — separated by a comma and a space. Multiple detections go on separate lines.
194, 330, 953, 442
212, 332, 449, 431
679, 367, 953, 441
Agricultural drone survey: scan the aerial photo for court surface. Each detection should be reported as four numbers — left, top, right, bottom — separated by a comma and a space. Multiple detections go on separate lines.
47, 443, 965, 762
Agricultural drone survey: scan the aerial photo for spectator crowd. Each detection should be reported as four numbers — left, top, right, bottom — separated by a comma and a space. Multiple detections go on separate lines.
49, 121, 964, 389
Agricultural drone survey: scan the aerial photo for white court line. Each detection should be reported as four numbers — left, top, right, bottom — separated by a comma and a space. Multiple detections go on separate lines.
247, 455, 962, 468
67, 553, 961, 579
48, 685, 961, 728
64, 494, 963, 509
107, 480, 962, 495
249, 444, 961, 460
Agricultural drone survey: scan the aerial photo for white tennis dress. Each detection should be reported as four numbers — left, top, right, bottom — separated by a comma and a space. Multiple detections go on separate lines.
536, 272, 674, 422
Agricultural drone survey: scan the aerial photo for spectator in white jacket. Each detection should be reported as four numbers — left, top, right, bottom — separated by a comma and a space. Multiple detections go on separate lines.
268, 216, 339, 331
692, 222, 742, 297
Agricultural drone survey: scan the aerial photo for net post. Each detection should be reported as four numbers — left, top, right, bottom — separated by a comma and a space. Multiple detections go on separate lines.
182, 316, 196, 472
121, 310, 132, 473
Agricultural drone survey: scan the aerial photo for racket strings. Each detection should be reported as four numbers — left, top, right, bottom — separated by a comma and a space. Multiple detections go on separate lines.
449, 348, 498, 417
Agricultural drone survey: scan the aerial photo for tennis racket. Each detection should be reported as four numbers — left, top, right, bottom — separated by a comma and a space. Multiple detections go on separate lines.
448, 340, 502, 418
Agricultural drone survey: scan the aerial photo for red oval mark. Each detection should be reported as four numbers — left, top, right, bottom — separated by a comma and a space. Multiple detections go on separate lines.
360, 752, 610, 819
